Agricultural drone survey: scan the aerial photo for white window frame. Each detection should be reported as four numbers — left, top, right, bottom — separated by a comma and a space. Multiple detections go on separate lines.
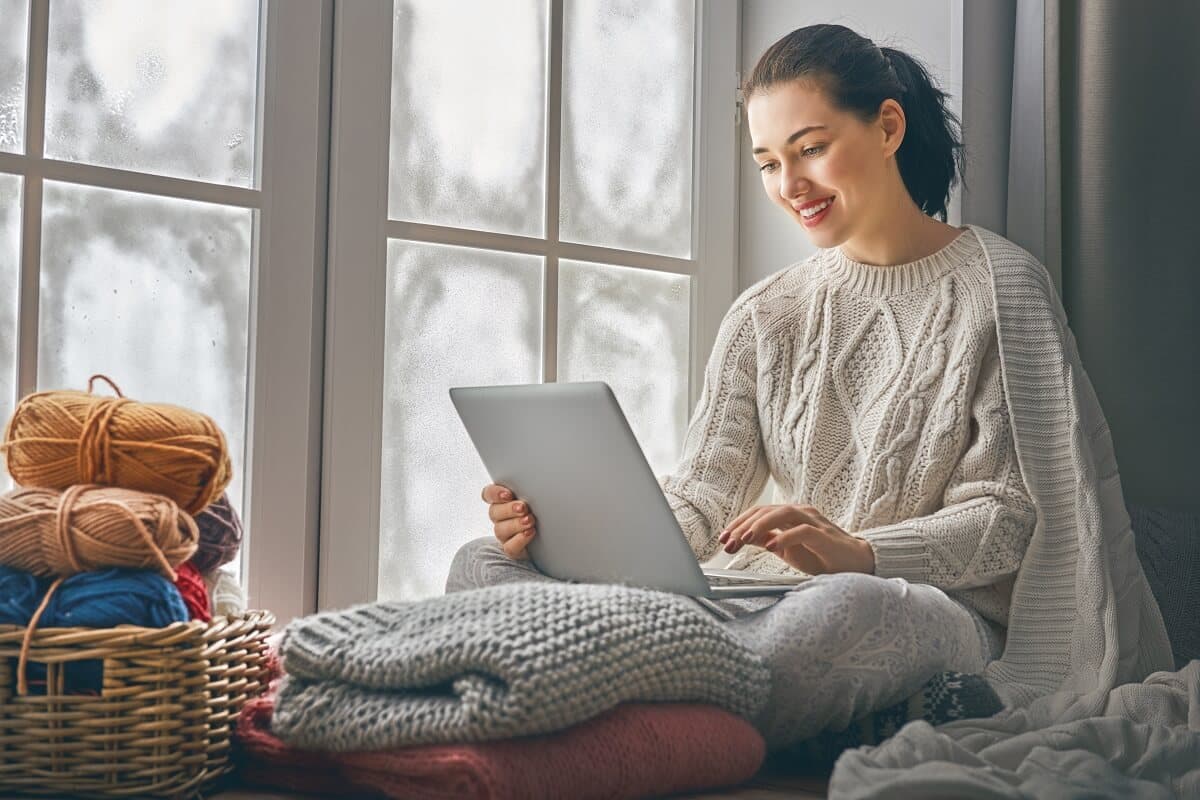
317, 0, 741, 613
0, 0, 331, 628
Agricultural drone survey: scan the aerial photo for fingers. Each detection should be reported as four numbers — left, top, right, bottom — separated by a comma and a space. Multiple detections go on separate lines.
501, 527, 537, 560
488, 497, 531, 524
481, 484, 513, 505
495, 513, 537, 543
719, 507, 772, 552
723, 510, 821, 555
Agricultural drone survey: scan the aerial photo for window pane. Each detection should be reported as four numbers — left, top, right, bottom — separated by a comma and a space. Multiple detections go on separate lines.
44, 0, 260, 186
0, 174, 19, 493
560, 0, 695, 258
388, 0, 546, 237
0, 0, 29, 153
558, 260, 689, 477
39, 181, 252, 522
379, 241, 541, 601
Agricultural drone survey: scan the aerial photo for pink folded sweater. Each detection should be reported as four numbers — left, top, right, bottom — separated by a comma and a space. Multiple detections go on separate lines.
236, 688, 766, 800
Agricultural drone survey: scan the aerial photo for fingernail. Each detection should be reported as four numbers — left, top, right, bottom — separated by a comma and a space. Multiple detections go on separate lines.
718, 531, 729, 543
502, 491, 512, 500
522, 515, 531, 524
515, 503, 525, 512
765, 542, 776, 551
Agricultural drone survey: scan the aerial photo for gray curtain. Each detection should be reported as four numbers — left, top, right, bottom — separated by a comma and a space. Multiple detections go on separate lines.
962, 0, 1200, 513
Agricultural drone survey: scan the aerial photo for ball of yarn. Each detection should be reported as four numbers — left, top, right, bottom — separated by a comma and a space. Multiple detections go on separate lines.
0, 375, 233, 514
175, 561, 212, 622
0, 485, 198, 580
203, 564, 247, 618
192, 492, 243, 573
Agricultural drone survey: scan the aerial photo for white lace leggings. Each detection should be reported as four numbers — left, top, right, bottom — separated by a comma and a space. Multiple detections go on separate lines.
445, 536, 1003, 752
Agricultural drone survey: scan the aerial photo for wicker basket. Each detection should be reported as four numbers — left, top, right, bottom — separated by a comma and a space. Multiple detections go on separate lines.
0, 610, 275, 798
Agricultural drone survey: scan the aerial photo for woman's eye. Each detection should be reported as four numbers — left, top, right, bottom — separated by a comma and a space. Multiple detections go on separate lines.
758, 162, 777, 174
802, 145, 825, 157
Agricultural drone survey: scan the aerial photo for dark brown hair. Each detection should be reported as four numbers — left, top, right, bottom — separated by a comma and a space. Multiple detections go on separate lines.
744, 24, 965, 221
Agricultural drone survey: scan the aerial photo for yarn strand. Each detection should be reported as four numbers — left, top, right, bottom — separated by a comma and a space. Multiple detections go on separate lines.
17, 574, 67, 697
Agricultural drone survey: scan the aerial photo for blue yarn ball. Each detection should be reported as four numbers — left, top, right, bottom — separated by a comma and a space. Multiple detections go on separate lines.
0, 565, 190, 694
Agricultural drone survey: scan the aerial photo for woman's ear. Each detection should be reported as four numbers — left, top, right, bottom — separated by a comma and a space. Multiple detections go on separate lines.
878, 99, 905, 159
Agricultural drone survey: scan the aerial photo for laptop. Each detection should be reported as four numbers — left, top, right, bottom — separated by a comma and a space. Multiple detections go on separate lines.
449, 381, 809, 598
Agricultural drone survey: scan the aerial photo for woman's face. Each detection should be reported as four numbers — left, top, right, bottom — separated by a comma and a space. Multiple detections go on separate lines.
747, 80, 900, 249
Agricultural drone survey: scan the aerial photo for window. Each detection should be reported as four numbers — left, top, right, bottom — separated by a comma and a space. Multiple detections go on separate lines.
320, 0, 738, 609
0, 0, 328, 618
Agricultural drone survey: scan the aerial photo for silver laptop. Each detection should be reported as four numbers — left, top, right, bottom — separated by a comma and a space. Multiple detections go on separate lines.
449, 381, 808, 598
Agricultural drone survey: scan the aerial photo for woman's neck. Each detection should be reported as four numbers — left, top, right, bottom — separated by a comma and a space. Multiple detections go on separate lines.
837, 204, 965, 267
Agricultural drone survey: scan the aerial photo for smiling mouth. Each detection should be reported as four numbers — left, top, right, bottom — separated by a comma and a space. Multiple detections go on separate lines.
798, 196, 835, 218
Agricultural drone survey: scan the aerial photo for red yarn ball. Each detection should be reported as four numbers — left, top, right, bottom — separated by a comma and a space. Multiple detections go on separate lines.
174, 561, 211, 622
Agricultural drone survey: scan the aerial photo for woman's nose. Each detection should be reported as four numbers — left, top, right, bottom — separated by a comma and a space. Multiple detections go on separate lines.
778, 166, 810, 201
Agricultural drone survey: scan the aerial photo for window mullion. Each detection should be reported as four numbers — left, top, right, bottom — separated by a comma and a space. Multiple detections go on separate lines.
17, 0, 50, 399
543, 0, 564, 384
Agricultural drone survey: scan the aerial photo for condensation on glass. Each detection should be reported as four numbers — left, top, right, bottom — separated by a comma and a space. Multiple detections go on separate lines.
0, 173, 20, 493
43, 0, 260, 186
560, 0, 695, 258
0, 0, 29, 153
558, 259, 690, 478
378, 240, 542, 601
38, 180, 252, 519
388, 0, 547, 237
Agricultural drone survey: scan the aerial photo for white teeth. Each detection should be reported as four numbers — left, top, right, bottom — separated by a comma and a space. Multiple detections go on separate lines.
801, 198, 833, 218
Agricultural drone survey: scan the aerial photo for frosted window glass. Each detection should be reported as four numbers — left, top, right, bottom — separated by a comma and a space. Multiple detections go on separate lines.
0, 0, 28, 153
558, 260, 689, 477
379, 241, 542, 602
0, 174, 19, 493
560, 0, 695, 258
44, 0, 259, 186
39, 181, 252, 523
389, 0, 546, 237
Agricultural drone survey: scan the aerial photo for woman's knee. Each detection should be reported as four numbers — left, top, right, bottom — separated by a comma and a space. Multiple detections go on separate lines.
445, 536, 505, 593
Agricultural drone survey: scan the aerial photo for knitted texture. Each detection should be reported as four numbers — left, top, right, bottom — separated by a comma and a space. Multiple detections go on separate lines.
271, 581, 770, 751
191, 492, 243, 573
659, 229, 1036, 626
782, 671, 1004, 769
240, 689, 766, 800
202, 563, 246, 617
1127, 503, 1200, 668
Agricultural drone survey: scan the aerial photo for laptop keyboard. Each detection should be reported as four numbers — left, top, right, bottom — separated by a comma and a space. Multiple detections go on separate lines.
704, 570, 809, 587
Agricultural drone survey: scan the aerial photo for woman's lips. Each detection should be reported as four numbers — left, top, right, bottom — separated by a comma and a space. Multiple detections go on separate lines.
799, 196, 835, 228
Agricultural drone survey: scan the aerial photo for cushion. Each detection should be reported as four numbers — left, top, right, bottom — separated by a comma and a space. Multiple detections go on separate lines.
1128, 503, 1200, 669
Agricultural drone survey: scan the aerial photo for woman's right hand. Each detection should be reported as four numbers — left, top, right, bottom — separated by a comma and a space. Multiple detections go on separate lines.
482, 483, 538, 560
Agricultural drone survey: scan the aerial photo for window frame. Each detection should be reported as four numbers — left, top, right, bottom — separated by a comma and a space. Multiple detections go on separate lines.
317, 0, 740, 614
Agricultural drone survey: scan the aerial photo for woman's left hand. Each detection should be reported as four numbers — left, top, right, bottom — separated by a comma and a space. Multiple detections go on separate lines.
719, 504, 876, 575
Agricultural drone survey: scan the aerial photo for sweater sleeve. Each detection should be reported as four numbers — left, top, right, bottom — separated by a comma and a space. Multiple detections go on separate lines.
856, 332, 1037, 592
658, 292, 771, 563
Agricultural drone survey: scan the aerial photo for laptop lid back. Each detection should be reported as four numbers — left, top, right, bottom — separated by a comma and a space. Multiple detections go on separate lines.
449, 381, 712, 596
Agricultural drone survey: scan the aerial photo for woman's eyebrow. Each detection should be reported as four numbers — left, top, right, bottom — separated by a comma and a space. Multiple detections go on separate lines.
752, 125, 828, 155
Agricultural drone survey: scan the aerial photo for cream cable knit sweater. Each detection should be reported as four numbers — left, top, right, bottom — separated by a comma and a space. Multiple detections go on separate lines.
660, 229, 1036, 626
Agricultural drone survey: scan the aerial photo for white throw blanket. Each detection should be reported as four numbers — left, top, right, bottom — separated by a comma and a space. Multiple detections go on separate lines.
828, 226, 1198, 797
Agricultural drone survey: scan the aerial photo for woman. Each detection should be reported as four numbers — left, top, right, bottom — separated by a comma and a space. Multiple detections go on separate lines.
445, 24, 1167, 755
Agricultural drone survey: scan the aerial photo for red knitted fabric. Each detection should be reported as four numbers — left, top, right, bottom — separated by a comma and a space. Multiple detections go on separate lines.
236, 694, 372, 797
235, 689, 766, 800
174, 561, 211, 622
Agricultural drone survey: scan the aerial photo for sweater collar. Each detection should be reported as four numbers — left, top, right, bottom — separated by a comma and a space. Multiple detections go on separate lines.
822, 227, 980, 297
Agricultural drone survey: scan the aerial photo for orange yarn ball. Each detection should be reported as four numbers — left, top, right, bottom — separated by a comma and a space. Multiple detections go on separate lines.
0, 376, 232, 515
0, 484, 199, 579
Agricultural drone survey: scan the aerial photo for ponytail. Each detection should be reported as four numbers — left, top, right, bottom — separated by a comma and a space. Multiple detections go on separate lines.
878, 46, 964, 221
744, 25, 965, 221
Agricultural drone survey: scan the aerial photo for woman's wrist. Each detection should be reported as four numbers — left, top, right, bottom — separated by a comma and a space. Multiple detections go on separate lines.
858, 538, 877, 574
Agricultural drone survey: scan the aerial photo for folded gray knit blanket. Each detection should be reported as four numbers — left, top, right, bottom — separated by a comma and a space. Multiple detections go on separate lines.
271, 581, 770, 751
